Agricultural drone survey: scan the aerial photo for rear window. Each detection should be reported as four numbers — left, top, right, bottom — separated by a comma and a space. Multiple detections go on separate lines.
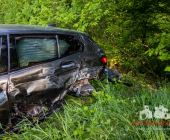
58, 35, 81, 57
17, 38, 58, 67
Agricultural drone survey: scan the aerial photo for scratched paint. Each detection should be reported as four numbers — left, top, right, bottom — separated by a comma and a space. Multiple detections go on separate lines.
0, 24, 120, 131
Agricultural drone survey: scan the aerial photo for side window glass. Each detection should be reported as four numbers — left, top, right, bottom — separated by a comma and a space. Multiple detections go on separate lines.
16, 38, 58, 67
58, 35, 81, 57
0, 36, 8, 74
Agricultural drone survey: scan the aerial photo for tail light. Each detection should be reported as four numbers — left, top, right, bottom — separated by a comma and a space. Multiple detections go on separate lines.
100, 55, 107, 65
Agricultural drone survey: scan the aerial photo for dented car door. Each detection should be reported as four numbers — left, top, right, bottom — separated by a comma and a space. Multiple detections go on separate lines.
0, 35, 10, 126
8, 34, 82, 119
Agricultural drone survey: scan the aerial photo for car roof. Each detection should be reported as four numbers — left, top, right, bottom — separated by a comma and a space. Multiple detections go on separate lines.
0, 24, 89, 36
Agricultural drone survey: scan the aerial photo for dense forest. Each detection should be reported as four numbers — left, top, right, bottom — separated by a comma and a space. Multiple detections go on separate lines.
0, 0, 170, 81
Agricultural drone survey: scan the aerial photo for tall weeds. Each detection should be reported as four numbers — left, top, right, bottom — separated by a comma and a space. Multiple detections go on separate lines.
1, 77, 170, 139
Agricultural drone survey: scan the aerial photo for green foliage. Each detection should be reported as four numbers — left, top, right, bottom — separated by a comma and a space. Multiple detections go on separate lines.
146, 31, 170, 72
1, 1, 170, 138
0, 0, 170, 79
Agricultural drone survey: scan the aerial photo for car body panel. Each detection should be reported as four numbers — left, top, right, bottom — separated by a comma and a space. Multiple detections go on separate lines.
0, 75, 10, 126
9, 52, 81, 118
0, 24, 108, 129
0, 24, 88, 36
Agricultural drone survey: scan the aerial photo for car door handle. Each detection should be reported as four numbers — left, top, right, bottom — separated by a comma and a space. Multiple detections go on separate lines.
61, 61, 75, 69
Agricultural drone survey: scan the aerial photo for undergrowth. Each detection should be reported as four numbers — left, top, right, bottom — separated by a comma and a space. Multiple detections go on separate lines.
1, 76, 170, 140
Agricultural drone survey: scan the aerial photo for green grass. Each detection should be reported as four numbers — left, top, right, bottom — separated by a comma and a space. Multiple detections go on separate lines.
1, 75, 170, 140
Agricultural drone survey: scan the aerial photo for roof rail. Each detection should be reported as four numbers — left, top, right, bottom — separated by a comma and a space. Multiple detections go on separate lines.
46, 24, 56, 27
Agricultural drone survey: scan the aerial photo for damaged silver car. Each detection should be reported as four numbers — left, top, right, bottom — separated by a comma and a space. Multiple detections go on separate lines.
0, 24, 121, 129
